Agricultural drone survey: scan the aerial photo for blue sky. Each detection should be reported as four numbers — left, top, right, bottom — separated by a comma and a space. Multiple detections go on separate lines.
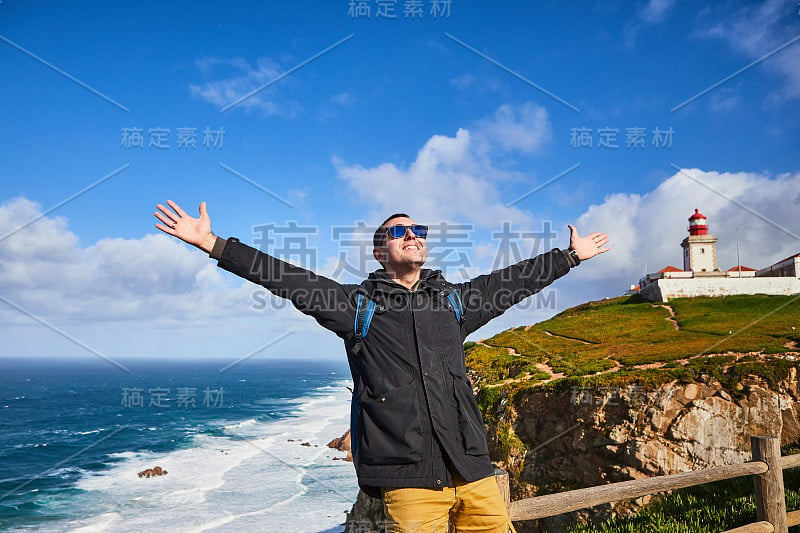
1, 0, 799, 365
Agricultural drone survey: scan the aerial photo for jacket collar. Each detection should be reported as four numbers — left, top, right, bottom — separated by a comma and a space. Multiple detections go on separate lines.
367, 268, 443, 294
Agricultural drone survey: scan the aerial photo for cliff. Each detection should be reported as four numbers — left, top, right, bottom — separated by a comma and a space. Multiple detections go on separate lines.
469, 294, 800, 531
327, 429, 353, 462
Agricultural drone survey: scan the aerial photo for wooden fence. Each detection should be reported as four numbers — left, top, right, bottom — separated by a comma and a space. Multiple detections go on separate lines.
495, 435, 799, 533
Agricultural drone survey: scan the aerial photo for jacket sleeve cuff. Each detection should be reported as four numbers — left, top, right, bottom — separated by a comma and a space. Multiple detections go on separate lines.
562, 248, 580, 268
209, 237, 227, 260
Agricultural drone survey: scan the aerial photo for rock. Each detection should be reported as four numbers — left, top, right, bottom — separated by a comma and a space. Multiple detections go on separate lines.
327, 429, 351, 451
482, 373, 800, 531
345, 490, 385, 532
683, 383, 700, 400
327, 429, 353, 462
300, 442, 311, 447
137, 465, 168, 478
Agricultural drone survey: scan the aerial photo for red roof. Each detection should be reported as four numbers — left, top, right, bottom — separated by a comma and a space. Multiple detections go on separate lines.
728, 265, 757, 272
659, 265, 684, 273
689, 208, 707, 221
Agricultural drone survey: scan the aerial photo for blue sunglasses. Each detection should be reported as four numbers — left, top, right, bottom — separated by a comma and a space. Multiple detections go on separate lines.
385, 224, 428, 240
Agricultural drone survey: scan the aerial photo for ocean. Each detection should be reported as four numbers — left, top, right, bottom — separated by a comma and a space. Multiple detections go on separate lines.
0, 357, 358, 532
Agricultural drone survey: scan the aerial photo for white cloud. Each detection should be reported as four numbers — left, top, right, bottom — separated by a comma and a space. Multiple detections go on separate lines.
624, 0, 677, 46
0, 197, 341, 361
329, 91, 355, 107
475, 102, 552, 154
334, 128, 530, 229
568, 168, 800, 290
697, 0, 800, 102
333, 102, 554, 229
449, 73, 504, 94
639, 0, 675, 24
189, 57, 300, 116
709, 87, 740, 112
450, 73, 476, 91
0, 198, 346, 338
318, 91, 357, 121
0, 198, 250, 324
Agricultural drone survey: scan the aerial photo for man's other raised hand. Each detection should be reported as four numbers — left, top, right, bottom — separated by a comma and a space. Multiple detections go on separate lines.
568, 224, 610, 261
154, 200, 216, 253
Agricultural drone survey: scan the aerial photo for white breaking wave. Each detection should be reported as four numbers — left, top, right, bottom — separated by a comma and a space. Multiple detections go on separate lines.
55, 379, 356, 533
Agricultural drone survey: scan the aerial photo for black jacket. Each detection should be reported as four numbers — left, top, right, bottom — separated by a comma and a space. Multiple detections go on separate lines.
212, 237, 573, 493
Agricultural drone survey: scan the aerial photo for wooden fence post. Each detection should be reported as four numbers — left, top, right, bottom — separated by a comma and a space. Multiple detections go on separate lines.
751, 436, 788, 533
494, 467, 511, 515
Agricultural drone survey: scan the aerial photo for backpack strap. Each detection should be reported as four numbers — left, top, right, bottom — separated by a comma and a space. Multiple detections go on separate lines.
354, 293, 377, 343
351, 287, 377, 457
445, 287, 464, 324
354, 282, 463, 348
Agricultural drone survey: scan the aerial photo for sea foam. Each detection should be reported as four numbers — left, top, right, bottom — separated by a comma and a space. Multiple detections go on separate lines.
61, 379, 357, 533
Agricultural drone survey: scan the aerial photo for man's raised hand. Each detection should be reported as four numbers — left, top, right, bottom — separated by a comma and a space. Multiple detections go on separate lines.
154, 200, 216, 253
568, 224, 610, 261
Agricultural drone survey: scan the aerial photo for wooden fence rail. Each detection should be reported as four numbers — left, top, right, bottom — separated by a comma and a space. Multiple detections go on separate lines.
498, 435, 796, 533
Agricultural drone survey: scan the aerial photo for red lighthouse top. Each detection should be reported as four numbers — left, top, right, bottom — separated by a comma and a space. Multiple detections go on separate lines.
688, 208, 708, 235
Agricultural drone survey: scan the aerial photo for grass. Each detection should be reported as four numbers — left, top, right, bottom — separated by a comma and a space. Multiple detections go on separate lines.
671, 294, 800, 354
495, 417, 526, 473
465, 294, 800, 393
465, 343, 520, 383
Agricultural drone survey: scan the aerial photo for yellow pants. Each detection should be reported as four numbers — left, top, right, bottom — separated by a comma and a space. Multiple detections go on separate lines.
381, 475, 517, 532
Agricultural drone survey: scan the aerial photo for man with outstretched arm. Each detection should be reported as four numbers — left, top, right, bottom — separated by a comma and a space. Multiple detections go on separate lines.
154, 200, 609, 532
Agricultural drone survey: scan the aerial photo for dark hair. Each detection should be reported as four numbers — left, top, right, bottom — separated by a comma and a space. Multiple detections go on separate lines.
373, 213, 411, 248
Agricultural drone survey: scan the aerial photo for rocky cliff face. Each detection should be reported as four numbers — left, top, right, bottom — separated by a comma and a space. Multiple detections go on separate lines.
484, 366, 800, 531
327, 429, 353, 462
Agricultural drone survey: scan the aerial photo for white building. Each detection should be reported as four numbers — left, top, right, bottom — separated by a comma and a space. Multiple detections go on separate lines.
637, 209, 800, 302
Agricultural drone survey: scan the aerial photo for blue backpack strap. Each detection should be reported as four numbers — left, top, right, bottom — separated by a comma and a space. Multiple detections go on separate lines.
354, 294, 377, 341
354, 293, 365, 340
353, 292, 377, 347
446, 287, 464, 324
351, 289, 377, 458
361, 298, 377, 338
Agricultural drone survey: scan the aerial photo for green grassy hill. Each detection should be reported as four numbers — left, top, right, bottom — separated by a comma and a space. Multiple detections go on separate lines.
466, 293, 800, 533
467, 294, 800, 411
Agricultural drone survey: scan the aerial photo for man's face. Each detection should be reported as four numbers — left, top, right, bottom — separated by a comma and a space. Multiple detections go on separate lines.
373, 216, 427, 271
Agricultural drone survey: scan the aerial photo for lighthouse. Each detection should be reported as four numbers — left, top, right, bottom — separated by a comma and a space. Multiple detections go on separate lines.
681, 208, 719, 272
637, 207, 799, 302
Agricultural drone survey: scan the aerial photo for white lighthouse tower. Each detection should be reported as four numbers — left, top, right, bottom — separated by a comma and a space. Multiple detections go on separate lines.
681, 208, 718, 273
